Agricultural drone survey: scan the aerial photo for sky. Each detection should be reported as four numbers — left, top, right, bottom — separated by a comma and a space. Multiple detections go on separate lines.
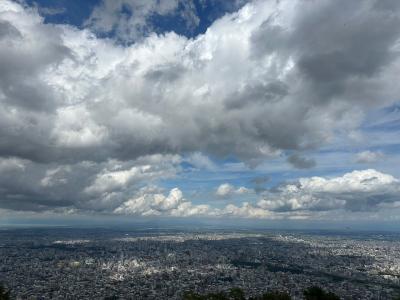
0, 0, 400, 228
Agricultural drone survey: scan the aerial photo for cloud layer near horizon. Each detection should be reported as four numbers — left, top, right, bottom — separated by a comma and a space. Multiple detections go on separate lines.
0, 0, 400, 219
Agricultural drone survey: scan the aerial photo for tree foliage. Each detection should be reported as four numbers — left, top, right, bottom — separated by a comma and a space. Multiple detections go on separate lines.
183, 290, 229, 300
0, 284, 10, 300
254, 291, 292, 300
183, 288, 292, 300
303, 286, 340, 300
183, 286, 340, 300
229, 288, 246, 300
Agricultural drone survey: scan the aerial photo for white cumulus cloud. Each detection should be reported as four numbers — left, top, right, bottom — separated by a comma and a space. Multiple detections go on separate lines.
216, 183, 252, 197
258, 169, 400, 212
0, 0, 400, 220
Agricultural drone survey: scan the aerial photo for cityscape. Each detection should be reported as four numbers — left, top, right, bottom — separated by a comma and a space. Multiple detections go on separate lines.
1, 227, 399, 299
1, 0, 400, 299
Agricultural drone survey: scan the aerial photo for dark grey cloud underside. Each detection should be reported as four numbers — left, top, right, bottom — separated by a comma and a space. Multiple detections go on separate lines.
287, 153, 316, 169
0, 0, 400, 214
0, 0, 399, 164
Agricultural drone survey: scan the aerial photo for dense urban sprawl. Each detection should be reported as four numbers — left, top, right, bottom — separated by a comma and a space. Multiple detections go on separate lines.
0, 228, 399, 299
